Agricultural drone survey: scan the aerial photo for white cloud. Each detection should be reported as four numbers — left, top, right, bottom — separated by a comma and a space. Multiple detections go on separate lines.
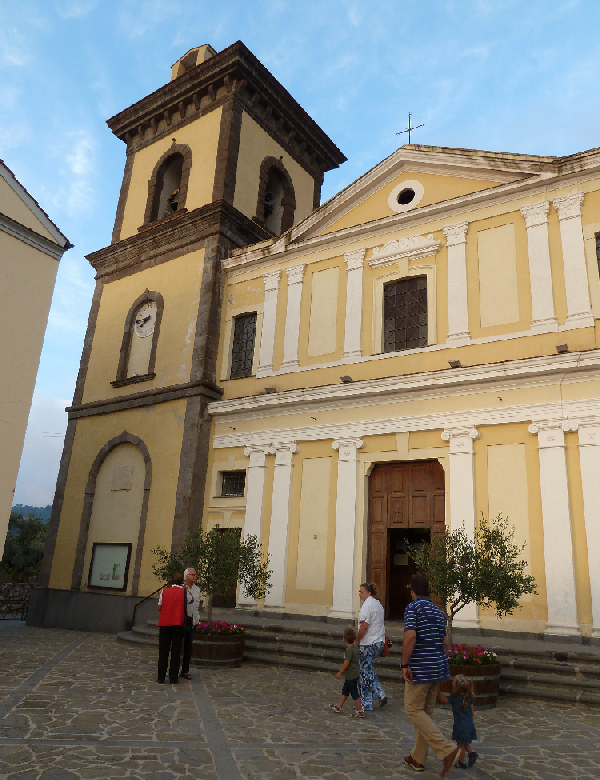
13, 390, 69, 506
53, 128, 98, 217
0, 27, 30, 67
56, 0, 99, 20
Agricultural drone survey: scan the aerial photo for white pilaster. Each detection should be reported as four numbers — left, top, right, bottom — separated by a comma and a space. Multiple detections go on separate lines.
553, 193, 594, 330
329, 437, 364, 619
520, 201, 558, 333
443, 222, 470, 346
280, 264, 305, 372
238, 444, 274, 608
528, 420, 579, 636
441, 427, 480, 627
577, 423, 600, 637
263, 442, 297, 611
256, 271, 281, 377
343, 249, 365, 358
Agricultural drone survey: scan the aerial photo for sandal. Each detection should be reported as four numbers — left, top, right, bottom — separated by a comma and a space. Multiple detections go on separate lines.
180, 673, 192, 680
328, 704, 342, 713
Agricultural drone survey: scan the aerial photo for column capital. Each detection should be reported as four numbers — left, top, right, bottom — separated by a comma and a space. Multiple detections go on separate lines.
577, 423, 600, 447
332, 438, 364, 461
520, 201, 550, 229
286, 264, 305, 285
263, 270, 281, 292
443, 221, 469, 247
244, 444, 275, 467
344, 248, 366, 271
528, 419, 578, 447
441, 427, 479, 453
553, 192, 584, 221
273, 442, 298, 466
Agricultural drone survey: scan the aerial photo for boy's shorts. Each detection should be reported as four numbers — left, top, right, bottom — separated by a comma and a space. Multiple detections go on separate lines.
341, 677, 359, 700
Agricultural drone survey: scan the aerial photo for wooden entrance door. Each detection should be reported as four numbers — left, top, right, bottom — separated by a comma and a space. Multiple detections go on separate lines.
367, 461, 445, 618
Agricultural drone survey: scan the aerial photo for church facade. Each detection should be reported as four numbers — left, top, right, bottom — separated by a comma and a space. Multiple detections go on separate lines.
32, 42, 600, 641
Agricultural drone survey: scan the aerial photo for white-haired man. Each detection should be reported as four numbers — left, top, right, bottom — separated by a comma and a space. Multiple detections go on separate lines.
180, 567, 201, 680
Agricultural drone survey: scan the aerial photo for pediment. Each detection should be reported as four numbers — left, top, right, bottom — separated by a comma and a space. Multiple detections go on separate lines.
0, 161, 68, 246
290, 144, 558, 243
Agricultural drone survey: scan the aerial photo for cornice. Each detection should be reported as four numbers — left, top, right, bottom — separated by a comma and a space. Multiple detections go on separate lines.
212, 398, 600, 449
68, 378, 223, 419
107, 41, 345, 177
0, 213, 66, 261
208, 350, 600, 422
367, 234, 442, 268
86, 201, 270, 280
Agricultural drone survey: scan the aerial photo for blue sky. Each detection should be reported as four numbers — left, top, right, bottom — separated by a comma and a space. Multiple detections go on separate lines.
4, 0, 600, 505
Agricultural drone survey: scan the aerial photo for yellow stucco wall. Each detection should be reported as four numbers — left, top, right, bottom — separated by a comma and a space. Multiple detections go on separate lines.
117, 108, 223, 241
233, 112, 316, 226
82, 249, 205, 403
0, 231, 59, 553
48, 399, 188, 595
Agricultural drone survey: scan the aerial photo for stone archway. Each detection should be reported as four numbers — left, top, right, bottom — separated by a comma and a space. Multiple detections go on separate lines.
367, 460, 445, 619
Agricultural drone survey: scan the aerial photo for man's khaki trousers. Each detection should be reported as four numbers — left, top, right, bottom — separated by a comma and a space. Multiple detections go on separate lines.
404, 680, 456, 765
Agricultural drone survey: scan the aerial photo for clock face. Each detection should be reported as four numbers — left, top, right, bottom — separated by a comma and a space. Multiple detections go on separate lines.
134, 301, 157, 338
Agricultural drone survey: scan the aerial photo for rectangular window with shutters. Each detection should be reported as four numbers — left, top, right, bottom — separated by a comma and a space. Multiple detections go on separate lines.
230, 312, 257, 378
383, 276, 428, 352
220, 471, 246, 497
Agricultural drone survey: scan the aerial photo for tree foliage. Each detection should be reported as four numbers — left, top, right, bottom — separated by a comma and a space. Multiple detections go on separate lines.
151, 525, 271, 623
409, 513, 537, 645
1, 512, 48, 582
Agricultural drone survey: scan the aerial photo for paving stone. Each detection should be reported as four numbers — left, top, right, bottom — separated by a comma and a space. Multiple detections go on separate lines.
1, 623, 600, 778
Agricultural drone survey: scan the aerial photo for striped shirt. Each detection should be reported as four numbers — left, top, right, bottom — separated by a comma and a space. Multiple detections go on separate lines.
403, 597, 449, 683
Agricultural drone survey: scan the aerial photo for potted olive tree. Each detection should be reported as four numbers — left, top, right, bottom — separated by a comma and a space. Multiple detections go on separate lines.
409, 513, 537, 707
152, 524, 271, 667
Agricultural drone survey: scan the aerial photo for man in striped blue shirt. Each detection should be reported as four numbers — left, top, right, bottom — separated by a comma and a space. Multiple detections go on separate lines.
402, 575, 459, 777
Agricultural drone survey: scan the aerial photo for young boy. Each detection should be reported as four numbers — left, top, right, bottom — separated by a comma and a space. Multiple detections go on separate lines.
329, 627, 365, 717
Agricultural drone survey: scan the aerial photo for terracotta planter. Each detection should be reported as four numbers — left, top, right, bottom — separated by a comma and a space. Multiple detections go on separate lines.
440, 663, 501, 709
190, 633, 245, 668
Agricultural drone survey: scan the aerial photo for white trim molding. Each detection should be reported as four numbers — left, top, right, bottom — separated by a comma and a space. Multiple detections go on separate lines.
387, 179, 425, 213
256, 270, 281, 377
263, 443, 298, 612
280, 264, 305, 372
238, 444, 274, 608
343, 248, 366, 358
329, 438, 364, 619
552, 193, 594, 331
528, 419, 580, 636
443, 221, 471, 346
520, 201, 558, 333
367, 234, 442, 269
576, 422, 600, 638
441, 427, 479, 628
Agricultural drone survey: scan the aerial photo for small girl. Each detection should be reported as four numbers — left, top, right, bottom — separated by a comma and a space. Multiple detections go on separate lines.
438, 674, 478, 768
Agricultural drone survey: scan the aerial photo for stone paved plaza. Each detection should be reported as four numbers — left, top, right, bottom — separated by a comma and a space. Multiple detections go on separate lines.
1, 623, 599, 779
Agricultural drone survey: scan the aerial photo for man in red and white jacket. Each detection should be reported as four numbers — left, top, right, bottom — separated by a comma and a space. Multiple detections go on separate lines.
157, 572, 186, 684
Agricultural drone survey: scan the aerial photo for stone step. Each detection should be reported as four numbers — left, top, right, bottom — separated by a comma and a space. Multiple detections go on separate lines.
116, 616, 600, 705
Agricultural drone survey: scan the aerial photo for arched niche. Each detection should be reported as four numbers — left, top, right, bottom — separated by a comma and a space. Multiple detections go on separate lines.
143, 144, 192, 225
112, 290, 164, 388
255, 156, 296, 235
72, 432, 152, 597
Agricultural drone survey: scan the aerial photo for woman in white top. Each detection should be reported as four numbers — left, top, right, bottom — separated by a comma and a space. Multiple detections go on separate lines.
356, 582, 387, 712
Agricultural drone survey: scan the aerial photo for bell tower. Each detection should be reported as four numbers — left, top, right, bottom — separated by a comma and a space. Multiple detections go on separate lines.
32, 42, 345, 632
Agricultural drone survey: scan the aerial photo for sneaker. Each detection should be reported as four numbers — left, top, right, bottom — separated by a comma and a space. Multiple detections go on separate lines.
379, 696, 388, 707
403, 755, 424, 772
328, 704, 342, 713
351, 710, 364, 718
441, 747, 460, 778
455, 761, 468, 769
468, 752, 478, 768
